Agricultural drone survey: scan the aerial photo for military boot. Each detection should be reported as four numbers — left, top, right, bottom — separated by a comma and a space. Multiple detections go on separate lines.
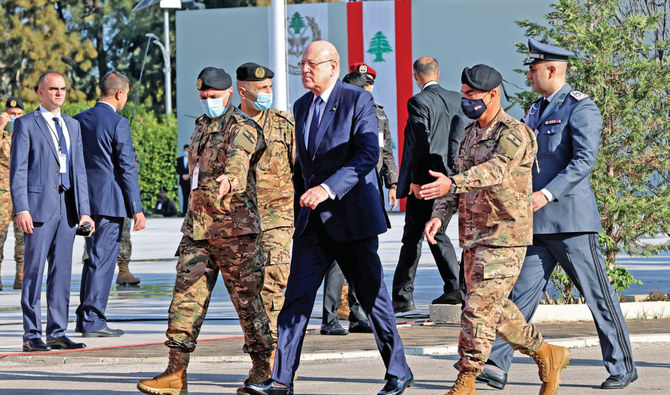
13, 262, 23, 289
530, 342, 571, 395
236, 352, 271, 394
117, 262, 140, 285
137, 348, 189, 395
446, 373, 477, 395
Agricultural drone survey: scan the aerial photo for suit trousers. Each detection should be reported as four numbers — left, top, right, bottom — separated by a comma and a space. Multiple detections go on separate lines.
487, 233, 635, 375
273, 213, 409, 385
21, 189, 77, 341
321, 260, 367, 325
76, 215, 124, 332
180, 182, 190, 216
393, 195, 459, 302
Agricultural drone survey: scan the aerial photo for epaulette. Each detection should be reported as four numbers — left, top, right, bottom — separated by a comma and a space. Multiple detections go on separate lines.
374, 102, 384, 109
270, 108, 295, 125
569, 90, 588, 101
195, 114, 207, 124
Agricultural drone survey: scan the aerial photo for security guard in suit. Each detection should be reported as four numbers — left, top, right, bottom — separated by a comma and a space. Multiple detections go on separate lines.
479, 38, 637, 391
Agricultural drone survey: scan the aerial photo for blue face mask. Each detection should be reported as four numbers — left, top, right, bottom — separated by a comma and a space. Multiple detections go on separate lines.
200, 94, 228, 118
10, 116, 17, 125
247, 91, 273, 111
460, 93, 490, 119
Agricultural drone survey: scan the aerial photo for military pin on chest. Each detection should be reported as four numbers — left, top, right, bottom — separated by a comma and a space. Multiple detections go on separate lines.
544, 119, 562, 128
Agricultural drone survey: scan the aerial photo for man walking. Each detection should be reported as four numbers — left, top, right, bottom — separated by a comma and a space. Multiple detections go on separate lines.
74, 70, 145, 337
176, 144, 190, 216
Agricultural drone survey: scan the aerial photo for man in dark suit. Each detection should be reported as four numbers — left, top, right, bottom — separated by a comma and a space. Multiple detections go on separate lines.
176, 144, 190, 215
393, 57, 465, 313
74, 71, 146, 337
478, 39, 637, 391
244, 41, 412, 395
10, 72, 93, 352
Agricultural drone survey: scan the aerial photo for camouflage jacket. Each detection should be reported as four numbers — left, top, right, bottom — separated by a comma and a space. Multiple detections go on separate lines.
181, 106, 266, 240
0, 129, 10, 192
375, 103, 398, 187
255, 108, 295, 231
432, 109, 537, 248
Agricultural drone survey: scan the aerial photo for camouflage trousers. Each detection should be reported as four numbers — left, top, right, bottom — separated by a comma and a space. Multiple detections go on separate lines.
259, 226, 293, 342
457, 245, 543, 375
0, 193, 25, 269
165, 234, 273, 356
116, 218, 132, 266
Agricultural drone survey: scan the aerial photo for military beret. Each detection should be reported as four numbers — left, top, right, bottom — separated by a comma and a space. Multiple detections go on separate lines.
5, 96, 23, 110
196, 67, 232, 90
461, 64, 502, 92
524, 38, 575, 65
236, 62, 274, 81
349, 62, 376, 79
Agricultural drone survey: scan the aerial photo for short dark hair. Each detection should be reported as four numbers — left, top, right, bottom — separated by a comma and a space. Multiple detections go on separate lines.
413, 57, 439, 76
100, 71, 130, 96
183, 144, 190, 149
342, 72, 374, 89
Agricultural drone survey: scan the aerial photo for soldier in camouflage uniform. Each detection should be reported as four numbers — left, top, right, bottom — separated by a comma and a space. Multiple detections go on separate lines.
138, 67, 273, 395
0, 96, 25, 291
235, 62, 295, 351
422, 65, 570, 395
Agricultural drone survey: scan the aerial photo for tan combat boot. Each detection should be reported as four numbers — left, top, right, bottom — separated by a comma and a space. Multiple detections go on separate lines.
446, 373, 477, 395
137, 348, 189, 395
117, 262, 140, 285
13, 262, 23, 289
531, 342, 571, 395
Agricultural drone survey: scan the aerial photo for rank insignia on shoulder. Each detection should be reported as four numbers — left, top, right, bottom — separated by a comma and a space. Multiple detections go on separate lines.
570, 90, 588, 101
544, 120, 562, 125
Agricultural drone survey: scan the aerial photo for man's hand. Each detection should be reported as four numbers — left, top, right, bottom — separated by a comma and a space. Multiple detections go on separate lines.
132, 212, 146, 231
424, 217, 443, 245
419, 170, 452, 200
215, 174, 231, 200
299, 186, 329, 210
79, 214, 95, 233
387, 188, 398, 211
408, 183, 422, 198
0, 112, 10, 130
532, 191, 549, 212
16, 212, 34, 234
181, 174, 189, 181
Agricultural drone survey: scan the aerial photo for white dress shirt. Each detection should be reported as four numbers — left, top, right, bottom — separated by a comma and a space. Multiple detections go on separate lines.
303, 81, 337, 199
39, 105, 71, 152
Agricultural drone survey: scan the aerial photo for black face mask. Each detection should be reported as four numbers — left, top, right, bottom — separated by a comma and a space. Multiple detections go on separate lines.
460, 93, 490, 119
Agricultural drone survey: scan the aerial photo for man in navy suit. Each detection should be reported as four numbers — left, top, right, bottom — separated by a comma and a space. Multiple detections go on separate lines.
478, 39, 637, 390
10, 72, 93, 352
74, 71, 146, 337
245, 41, 412, 395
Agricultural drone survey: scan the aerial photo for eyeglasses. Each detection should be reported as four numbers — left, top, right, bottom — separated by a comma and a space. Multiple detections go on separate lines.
297, 59, 334, 70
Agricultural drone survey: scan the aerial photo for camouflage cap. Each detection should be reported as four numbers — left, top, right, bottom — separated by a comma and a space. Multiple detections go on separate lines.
236, 62, 274, 81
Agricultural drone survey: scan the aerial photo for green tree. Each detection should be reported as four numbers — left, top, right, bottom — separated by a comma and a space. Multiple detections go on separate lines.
0, 0, 97, 102
514, 0, 670, 293
289, 12, 306, 34
367, 31, 393, 62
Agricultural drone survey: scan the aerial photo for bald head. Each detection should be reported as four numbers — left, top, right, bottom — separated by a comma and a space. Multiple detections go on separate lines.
301, 40, 340, 95
413, 57, 440, 88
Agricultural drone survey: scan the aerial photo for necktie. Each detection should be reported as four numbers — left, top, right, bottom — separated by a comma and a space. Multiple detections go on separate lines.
307, 96, 323, 156
539, 98, 549, 117
54, 117, 70, 190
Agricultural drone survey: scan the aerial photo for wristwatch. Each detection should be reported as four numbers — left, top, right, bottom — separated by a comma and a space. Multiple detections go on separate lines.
389, 184, 397, 190
449, 178, 457, 194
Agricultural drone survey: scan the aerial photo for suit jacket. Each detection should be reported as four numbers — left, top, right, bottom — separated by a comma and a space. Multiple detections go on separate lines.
397, 83, 466, 198
293, 79, 387, 242
74, 102, 142, 218
10, 110, 90, 223
524, 83, 603, 234
176, 155, 189, 187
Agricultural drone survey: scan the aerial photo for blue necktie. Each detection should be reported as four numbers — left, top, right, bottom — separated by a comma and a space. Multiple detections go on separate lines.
54, 117, 70, 190
308, 96, 323, 156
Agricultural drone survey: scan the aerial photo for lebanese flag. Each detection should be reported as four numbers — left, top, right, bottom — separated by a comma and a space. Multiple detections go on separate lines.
347, 0, 413, 211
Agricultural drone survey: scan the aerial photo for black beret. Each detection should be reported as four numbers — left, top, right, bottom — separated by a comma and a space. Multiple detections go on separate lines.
197, 67, 232, 91
6, 96, 24, 110
236, 62, 274, 81
461, 64, 502, 92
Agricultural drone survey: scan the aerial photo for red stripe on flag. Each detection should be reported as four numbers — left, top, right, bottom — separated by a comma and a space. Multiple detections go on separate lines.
395, 0, 412, 211
347, 2, 364, 65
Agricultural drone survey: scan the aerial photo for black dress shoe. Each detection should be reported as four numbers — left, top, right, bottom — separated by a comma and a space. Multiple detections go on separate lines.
393, 300, 416, 314
320, 321, 349, 335
82, 326, 124, 337
601, 368, 638, 389
477, 365, 507, 389
47, 335, 87, 350
23, 338, 52, 352
431, 290, 462, 305
349, 321, 373, 333
377, 370, 414, 395
240, 378, 293, 395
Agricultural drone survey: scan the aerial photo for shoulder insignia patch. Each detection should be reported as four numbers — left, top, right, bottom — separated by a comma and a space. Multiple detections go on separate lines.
570, 90, 588, 101
505, 132, 522, 148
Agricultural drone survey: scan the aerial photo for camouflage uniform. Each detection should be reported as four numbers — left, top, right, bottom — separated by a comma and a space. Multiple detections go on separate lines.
0, 128, 24, 290
254, 108, 295, 342
165, 106, 272, 357
116, 218, 132, 266
432, 109, 543, 374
